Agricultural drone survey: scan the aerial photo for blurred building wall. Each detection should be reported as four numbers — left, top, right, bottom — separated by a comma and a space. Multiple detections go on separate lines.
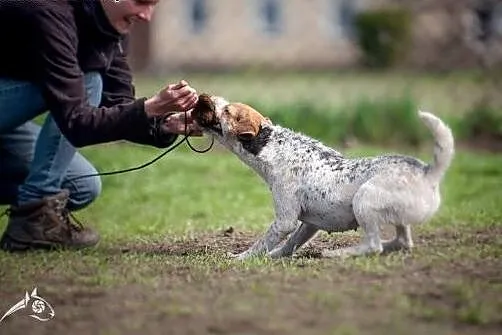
130, 0, 373, 72
128, 0, 502, 72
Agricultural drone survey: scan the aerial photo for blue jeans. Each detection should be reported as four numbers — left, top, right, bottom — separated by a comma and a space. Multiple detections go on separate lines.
0, 73, 102, 210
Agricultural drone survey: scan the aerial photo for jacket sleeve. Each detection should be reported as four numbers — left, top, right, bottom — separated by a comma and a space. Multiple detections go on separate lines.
100, 36, 135, 107
100, 37, 178, 147
32, 7, 177, 148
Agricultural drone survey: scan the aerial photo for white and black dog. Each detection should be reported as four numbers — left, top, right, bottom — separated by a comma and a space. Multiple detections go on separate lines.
193, 94, 454, 259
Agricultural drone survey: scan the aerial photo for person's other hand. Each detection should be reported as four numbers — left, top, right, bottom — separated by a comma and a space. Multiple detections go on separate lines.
161, 110, 203, 136
145, 80, 198, 117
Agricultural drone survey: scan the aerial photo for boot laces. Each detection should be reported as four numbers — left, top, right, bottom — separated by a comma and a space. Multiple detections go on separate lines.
54, 199, 84, 232
67, 210, 85, 232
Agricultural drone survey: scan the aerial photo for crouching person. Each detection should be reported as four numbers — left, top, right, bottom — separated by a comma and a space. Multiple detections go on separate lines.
0, 0, 202, 251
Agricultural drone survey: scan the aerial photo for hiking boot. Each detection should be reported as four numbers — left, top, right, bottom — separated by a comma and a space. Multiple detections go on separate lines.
0, 190, 100, 252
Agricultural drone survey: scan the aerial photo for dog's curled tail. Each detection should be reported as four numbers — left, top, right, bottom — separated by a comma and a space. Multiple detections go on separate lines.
419, 111, 455, 183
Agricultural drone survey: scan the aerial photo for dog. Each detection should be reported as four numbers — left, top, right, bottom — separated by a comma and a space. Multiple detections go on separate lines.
193, 94, 454, 259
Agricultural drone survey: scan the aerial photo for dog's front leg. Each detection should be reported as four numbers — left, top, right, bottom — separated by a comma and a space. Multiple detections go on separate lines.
232, 218, 300, 260
269, 222, 319, 258
230, 189, 301, 260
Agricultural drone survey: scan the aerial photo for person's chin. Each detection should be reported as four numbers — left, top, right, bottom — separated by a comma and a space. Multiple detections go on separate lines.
116, 21, 134, 34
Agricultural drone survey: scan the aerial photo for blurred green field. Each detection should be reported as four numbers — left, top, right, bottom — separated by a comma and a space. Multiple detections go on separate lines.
136, 71, 499, 147
0, 72, 501, 335
135, 71, 484, 116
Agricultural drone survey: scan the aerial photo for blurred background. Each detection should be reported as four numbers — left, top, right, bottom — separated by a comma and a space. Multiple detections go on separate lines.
129, 0, 502, 150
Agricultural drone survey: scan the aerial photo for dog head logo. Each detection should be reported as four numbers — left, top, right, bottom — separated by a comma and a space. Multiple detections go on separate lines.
0, 288, 55, 323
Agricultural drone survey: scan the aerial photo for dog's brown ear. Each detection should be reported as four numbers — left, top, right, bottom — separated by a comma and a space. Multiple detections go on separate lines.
237, 131, 255, 141
234, 103, 271, 140
236, 119, 259, 140
235, 116, 263, 141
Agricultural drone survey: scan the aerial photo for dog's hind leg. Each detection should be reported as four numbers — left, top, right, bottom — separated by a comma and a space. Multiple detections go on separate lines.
321, 216, 382, 258
322, 181, 387, 258
382, 224, 413, 253
322, 171, 427, 258
269, 222, 319, 259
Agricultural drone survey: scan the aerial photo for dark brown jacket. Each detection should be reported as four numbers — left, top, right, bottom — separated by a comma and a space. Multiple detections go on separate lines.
0, 0, 176, 148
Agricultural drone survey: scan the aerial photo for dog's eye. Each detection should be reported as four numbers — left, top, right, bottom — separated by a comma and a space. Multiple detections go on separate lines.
236, 115, 242, 122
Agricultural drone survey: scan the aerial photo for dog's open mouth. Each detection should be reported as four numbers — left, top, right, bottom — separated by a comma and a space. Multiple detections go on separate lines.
210, 123, 222, 133
193, 94, 222, 135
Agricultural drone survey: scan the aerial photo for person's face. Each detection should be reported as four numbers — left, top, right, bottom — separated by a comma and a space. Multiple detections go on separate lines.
101, 0, 159, 34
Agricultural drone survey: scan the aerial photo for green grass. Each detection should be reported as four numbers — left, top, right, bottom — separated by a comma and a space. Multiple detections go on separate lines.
77, 142, 275, 239
0, 72, 501, 334
1, 142, 501, 335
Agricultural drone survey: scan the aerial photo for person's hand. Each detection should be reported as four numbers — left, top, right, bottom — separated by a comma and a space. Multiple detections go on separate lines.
145, 80, 198, 118
161, 110, 203, 136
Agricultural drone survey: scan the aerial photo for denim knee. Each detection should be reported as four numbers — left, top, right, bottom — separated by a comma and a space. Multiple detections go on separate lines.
65, 174, 102, 211
77, 174, 102, 210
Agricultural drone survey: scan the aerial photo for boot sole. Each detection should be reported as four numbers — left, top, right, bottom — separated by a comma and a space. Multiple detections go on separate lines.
0, 234, 98, 252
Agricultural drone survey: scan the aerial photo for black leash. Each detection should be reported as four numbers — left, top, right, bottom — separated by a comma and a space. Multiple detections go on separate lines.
67, 112, 214, 182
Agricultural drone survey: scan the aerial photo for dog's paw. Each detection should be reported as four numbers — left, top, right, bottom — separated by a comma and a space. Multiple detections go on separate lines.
268, 248, 283, 259
226, 251, 239, 258
268, 248, 294, 259
227, 251, 249, 261
321, 249, 347, 259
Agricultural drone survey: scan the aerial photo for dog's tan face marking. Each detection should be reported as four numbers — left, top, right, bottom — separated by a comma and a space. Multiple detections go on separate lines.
222, 103, 270, 140
193, 94, 272, 155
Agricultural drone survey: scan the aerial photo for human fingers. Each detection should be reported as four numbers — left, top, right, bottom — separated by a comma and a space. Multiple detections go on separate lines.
176, 93, 199, 112
166, 80, 188, 91
183, 109, 201, 123
166, 85, 197, 104
165, 113, 203, 135
187, 126, 203, 136
163, 112, 190, 129
162, 113, 184, 134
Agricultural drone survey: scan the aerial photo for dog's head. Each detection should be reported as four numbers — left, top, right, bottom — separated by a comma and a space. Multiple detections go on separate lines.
193, 94, 272, 145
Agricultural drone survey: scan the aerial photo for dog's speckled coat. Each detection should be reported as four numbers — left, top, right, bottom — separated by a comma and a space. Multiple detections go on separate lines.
193, 94, 455, 259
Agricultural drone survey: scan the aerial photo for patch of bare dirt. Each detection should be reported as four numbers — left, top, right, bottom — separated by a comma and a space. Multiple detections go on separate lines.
1, 226, 501, 335
118, 226, 361, 258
